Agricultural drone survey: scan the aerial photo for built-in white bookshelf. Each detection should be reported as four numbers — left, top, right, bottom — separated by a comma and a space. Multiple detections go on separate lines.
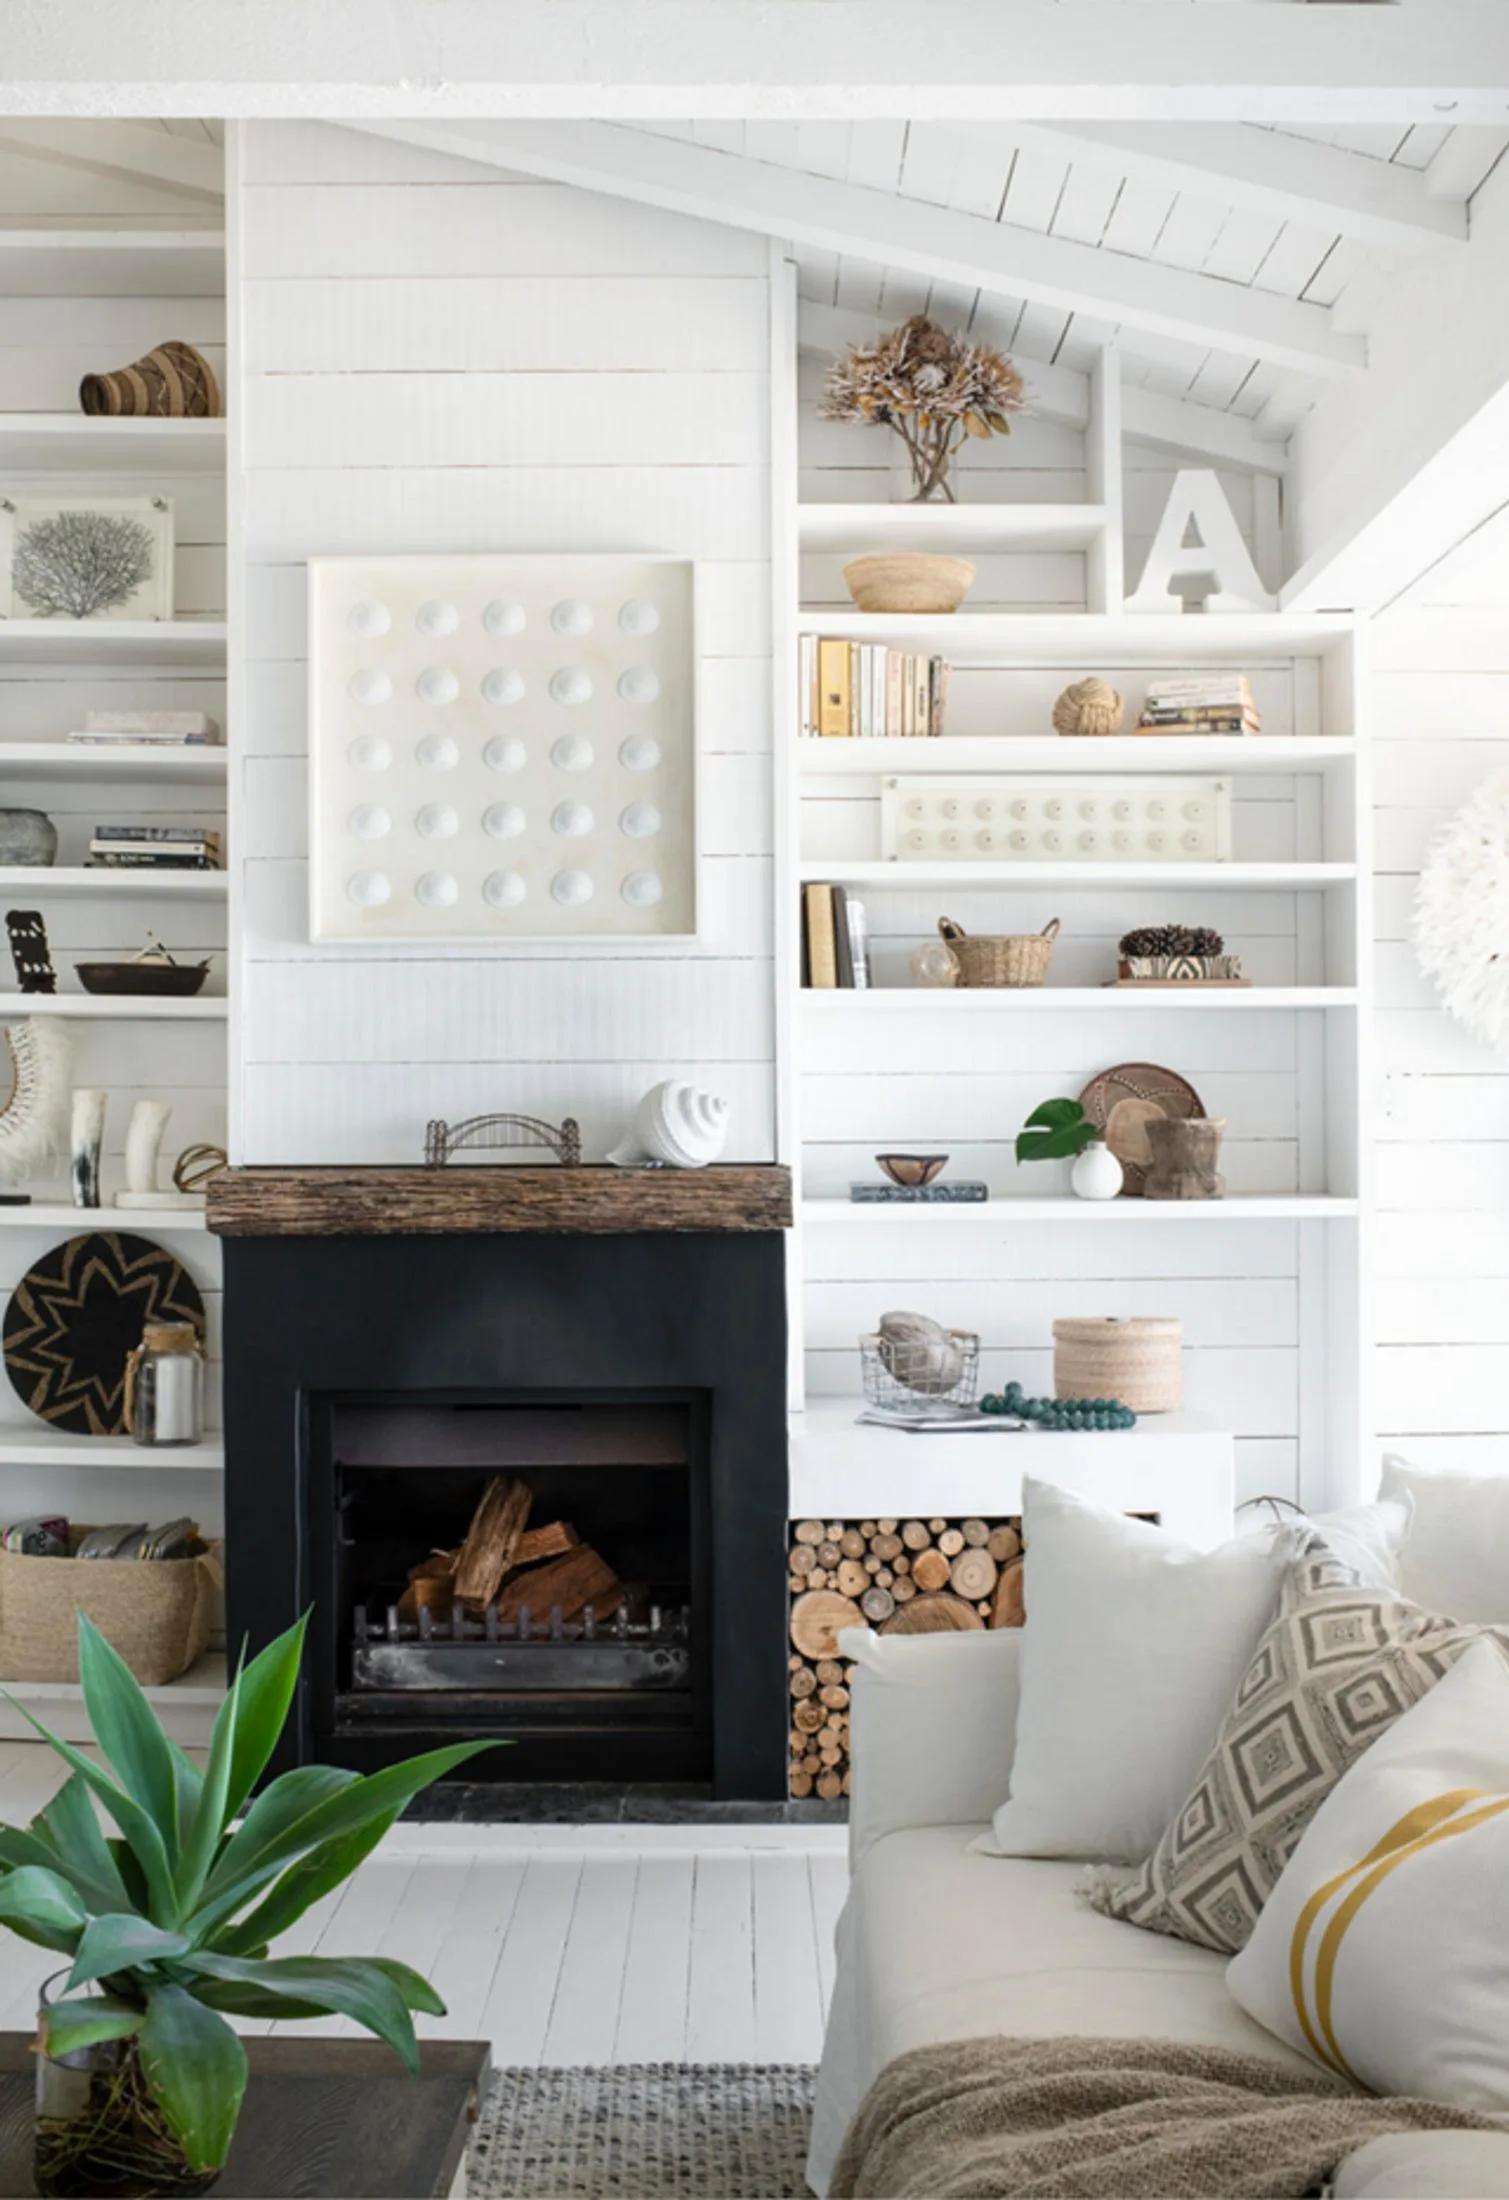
774, 265, 1371, 1514
0, 215, 229, 1676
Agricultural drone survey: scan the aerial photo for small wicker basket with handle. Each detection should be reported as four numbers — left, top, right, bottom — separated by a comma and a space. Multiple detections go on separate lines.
938, 916, 1060, 988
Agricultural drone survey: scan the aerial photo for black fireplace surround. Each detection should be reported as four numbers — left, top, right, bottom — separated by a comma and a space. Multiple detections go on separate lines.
217, 1184, 791, 1800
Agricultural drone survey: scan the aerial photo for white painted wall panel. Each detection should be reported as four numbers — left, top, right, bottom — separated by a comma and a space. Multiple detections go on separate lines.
235, 123, 774, 1162
1372, 596, 1509, 1480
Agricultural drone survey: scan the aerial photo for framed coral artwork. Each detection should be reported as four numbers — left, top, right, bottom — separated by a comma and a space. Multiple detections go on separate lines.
0, 494, 175, 621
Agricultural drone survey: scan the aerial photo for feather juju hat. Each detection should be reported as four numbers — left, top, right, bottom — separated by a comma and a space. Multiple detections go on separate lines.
1415, 768, 1509, 1052
0, 1016, 71, 1186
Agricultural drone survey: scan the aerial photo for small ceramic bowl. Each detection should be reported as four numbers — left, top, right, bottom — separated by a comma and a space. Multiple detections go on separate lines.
876, 1153, 949, 1188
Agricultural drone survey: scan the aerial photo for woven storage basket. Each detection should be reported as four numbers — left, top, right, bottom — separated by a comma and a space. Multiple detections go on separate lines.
79, 340, 222, 418
938, 916, 1060, 988
0, 1530, 218, 1686
1053, 1317, 1182, 1414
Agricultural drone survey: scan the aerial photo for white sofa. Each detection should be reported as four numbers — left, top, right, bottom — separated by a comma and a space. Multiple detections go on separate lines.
806, 1624, 1509, 2200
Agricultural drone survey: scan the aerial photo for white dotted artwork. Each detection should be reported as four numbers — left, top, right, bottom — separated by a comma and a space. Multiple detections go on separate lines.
879, 776, 1233, 863
308, 556, 696, 940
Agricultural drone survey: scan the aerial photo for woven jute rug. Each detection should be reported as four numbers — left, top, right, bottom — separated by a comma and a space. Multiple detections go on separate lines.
468, 2063, 816, 2198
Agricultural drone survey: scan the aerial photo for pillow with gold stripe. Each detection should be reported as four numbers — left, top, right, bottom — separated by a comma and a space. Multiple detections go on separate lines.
1227, 1641, 1509, 2110
1088, 1532, 1509, 1954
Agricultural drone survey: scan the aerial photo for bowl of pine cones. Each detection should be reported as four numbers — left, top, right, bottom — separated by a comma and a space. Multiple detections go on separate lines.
1116, 924, 1245, 985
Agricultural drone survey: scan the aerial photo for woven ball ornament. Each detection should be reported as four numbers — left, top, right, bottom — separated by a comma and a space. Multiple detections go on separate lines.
1051, 678, 1124, 739
1415, 768, 1509, 1053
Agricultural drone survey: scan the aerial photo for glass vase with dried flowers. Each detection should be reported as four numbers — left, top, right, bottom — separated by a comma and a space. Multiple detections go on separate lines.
819, 314, 1027, 503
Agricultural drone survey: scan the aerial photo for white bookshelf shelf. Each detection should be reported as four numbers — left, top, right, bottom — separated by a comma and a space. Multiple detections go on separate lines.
0, 416, 226, 474
0, 1204, 208, 1232
0, 1431, 223, 1469
0, 867, 224, 899
794, 611, 1357, 661
0, 993, 226, 1019
0, 231, 226, 297
801, 986, 1359, 1011
0, 621, 227, 668
799, 502, 1109, 555
798, 735, 1356, 776
802, 1196, 1361, 1224
0, 743, 226, 784
798, 859, 1357, 890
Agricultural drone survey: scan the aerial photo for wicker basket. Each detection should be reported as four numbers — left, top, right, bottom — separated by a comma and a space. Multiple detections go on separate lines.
843, 553, 976, 614
0, 1530, 219, 1686
79, 340, 222, 419
938, 916, 1060, 988
1053, 1317, 1183, 1414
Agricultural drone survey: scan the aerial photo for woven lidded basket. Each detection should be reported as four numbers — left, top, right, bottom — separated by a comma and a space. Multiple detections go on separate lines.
0, 1530, 219, 1685
938, 916, 1059, 988
1053, 1317, 1183, 1414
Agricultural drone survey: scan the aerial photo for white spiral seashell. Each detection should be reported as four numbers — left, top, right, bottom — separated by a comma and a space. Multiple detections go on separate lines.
607, 1079, 730, 1170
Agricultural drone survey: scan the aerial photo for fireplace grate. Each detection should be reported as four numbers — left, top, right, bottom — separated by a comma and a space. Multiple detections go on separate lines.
350, 1595, 692, 1693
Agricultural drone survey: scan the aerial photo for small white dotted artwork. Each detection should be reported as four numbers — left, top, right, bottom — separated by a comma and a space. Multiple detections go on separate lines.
309, 555, 696, 939
878, 775, 1233, 864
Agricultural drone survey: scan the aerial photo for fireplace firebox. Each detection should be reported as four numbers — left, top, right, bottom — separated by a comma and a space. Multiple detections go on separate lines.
211, 1167, 792, 1799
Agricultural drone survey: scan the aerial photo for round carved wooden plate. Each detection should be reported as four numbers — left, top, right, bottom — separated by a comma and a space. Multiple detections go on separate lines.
1079, 1063, 1206, 1196
3, 1231, 205, 1435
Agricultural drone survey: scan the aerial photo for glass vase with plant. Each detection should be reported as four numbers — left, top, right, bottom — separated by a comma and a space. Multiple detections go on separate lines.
0, 1613, 499, 2198
819, 314, 1027, 503
1016, 1097, 1123, 1201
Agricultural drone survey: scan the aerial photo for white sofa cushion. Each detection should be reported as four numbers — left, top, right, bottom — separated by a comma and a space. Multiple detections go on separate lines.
1334, 2133, 1509, 2199
978, 1479, 1290, 1863
1380, 1455, 1509, 1622
805, 1823, 1313, 2197
840, 1624, 1022, 1867
1229, 1642, 1509, 2111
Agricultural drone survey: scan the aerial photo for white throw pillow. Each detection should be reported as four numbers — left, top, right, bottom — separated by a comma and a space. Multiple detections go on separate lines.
1380, 1455, 1509, 1622
1291, 1493, 1413, 1591
1228, 1640, 1509, 2112
977, 1479, 1289, 1863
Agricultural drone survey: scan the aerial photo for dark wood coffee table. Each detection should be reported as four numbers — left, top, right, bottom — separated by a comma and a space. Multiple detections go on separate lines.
0, 2034, 490, 2198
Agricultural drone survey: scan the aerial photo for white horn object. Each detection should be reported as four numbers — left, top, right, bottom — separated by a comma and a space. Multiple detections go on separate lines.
607, 1079, 730, 1169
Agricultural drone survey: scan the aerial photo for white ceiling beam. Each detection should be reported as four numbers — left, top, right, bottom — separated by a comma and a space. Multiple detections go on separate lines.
977, 122, 1466, 256
799, 299, 1288, 477
1424, 126, 1509, 204
1282, 143, 1509, 612
5, 3, 1509, 120
0, 118, 221, 200
362, 121, 1364, 380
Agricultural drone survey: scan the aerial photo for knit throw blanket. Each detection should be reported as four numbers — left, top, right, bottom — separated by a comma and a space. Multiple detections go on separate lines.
828, 2036, 1503, 2199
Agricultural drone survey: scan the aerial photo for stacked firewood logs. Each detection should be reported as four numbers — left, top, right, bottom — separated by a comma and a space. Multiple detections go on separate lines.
788, 1514, 1024, 1798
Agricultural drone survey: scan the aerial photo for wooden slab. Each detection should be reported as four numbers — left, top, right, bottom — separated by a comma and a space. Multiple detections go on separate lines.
206, 1165, 793, 1236
0, 2034, 489, 2200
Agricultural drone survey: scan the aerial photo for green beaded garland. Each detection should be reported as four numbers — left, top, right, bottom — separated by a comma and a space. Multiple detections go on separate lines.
978, 1383, 1136, 1431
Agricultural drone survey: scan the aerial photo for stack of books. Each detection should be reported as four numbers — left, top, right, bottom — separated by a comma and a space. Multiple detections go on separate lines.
68, 711, 222, 748
1135, 675, 1258, 737
801, 638, 948, 738
90, 826, 221, 871
801, 882, 870, 988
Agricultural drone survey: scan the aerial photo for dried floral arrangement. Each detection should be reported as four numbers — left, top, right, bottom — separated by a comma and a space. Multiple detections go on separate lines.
820, 315, 1027, 503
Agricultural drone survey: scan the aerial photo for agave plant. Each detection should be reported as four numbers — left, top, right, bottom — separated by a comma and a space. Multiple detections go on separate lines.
0, 1613, 497, 2195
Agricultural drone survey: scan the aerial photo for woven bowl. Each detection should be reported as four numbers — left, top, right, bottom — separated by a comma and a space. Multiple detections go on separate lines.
843, 553, 976, 615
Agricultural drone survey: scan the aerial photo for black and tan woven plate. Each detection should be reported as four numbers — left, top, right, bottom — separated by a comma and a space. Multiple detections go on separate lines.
3, 1231, 205, 1436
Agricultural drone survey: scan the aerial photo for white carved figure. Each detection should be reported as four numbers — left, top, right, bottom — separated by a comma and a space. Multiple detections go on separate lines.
1126, 469, 1277, 614
607, 1080, 730, 1169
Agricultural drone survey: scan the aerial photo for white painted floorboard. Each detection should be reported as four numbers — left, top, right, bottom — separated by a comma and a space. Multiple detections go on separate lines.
0, 1741, 847, 2066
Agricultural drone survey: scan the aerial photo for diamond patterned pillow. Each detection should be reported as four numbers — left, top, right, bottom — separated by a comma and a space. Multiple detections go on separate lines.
1090, 1531, 1509, 1954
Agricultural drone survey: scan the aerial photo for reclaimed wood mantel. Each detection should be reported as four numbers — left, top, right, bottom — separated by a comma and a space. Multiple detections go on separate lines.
205, 1164, 793, 1236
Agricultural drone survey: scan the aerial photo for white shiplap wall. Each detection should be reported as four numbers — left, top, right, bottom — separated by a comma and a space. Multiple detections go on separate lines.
233, 120, 774, 1163
1373, 587, 1509, 1476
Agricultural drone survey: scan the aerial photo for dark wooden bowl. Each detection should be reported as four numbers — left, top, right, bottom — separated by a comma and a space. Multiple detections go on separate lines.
75, 961, 209, 997
876, 1153, 949, 1188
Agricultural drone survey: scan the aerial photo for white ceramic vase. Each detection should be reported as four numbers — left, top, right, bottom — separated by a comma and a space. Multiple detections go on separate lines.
1071, 1139, 1123, 1201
